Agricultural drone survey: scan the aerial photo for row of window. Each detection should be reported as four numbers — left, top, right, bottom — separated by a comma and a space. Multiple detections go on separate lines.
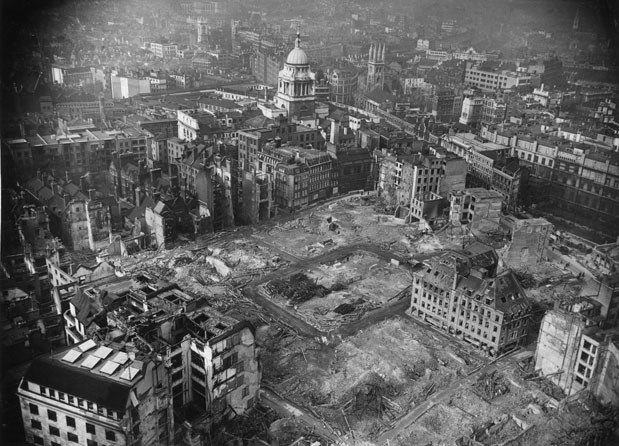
29, 405, 116, 441
36, 387, 116, 420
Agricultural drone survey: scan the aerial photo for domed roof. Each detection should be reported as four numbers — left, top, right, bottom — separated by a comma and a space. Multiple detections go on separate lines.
286, 32, 308, 65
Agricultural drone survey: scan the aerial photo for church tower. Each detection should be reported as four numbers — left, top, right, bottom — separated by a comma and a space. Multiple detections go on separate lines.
274, 31, 317, 127
366, 43, 385, 91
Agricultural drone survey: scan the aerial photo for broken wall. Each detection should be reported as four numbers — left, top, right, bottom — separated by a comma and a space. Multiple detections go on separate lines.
593, 340, 619, 407
504, 220, 552, 267
534, 310, 586, 396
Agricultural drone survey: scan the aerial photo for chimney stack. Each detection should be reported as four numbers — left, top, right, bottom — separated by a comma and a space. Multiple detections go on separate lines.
135, 187, 141, 207
88, 189, 96, 201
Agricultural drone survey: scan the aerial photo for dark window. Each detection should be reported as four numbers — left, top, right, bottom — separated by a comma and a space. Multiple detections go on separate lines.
105, 430, 116, 441
86, 423, 95, 434
68, 432, 79, 443
29, 403, 38, 415
33, 436, 44, 445
52, 442, 61, 446
31, 419, 42, 430
40, 386, 47, 395
48, 409, 57, 421
87, 440, 98, 446
49, 389, 56, 398
66, 416, 76, 428
68, 396, 74, 404
50, 426, 60, 436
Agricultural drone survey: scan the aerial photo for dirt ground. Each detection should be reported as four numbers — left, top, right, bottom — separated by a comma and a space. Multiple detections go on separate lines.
263, 251, 412, 331
261, 317, 485, 442
260, 196, 444, 258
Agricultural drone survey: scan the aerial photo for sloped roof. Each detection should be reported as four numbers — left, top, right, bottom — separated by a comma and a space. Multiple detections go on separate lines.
26, 178, 44, 194
70, 290, 102, 326
38, 187, 54, 202
22, 356, 131, 412
126, 196, 156, 221
63, 182, 80, 197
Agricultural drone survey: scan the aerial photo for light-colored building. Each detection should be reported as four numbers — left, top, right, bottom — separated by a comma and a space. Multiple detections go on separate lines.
535, 310, 619, 406
177, 109, 216, 142
464, 66, 532, 92
500, 215, 553, 267
110, 76, 151, 100
449, 188, 503, 232
409, 243, 532, 357
18, 339, 174, 446
274, 32, 317, 128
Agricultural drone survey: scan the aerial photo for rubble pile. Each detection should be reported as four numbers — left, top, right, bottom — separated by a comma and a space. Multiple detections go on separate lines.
472, 370, 510, 401
266, 273, 331, 304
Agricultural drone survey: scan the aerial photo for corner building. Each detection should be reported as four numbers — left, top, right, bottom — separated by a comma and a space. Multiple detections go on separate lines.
409, 243, 532, 356
18, 339, 173, 446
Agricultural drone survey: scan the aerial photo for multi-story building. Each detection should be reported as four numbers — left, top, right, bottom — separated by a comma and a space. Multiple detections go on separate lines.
459, 97, 484, 126
257, 144, 335, 211
252, 49, 285, 86
328, 67, 358, 105
464, 66, 532, 92
110, 76, 152, 100
24, 128, 148, 182
274, 33, 317, 128
500, 215, 553, 267
449, 188, 503, 231
441, 133, 525, 209
48, 272, 261, 444
237, 121, 323, 171
63, 199, 112, 253
365, 43, 385, 93
177, 110, 217, 142
535, 309, 619, 406
326, 144, 375, 194
18, 338, 174, 446
149, 41, 178, 59
51, 66, 94, 87
409, 243, 532, 357
431, 88, 460, 123
481, 98, 506, 126
144, 72, 167, 92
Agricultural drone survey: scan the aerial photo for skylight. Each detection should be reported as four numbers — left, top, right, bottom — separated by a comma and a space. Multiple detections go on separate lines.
78, 339, 97, 352
61, 349, 82, 363
81, 355, 101, 369
100, 361, 120, 375
93, 346, 113, 359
